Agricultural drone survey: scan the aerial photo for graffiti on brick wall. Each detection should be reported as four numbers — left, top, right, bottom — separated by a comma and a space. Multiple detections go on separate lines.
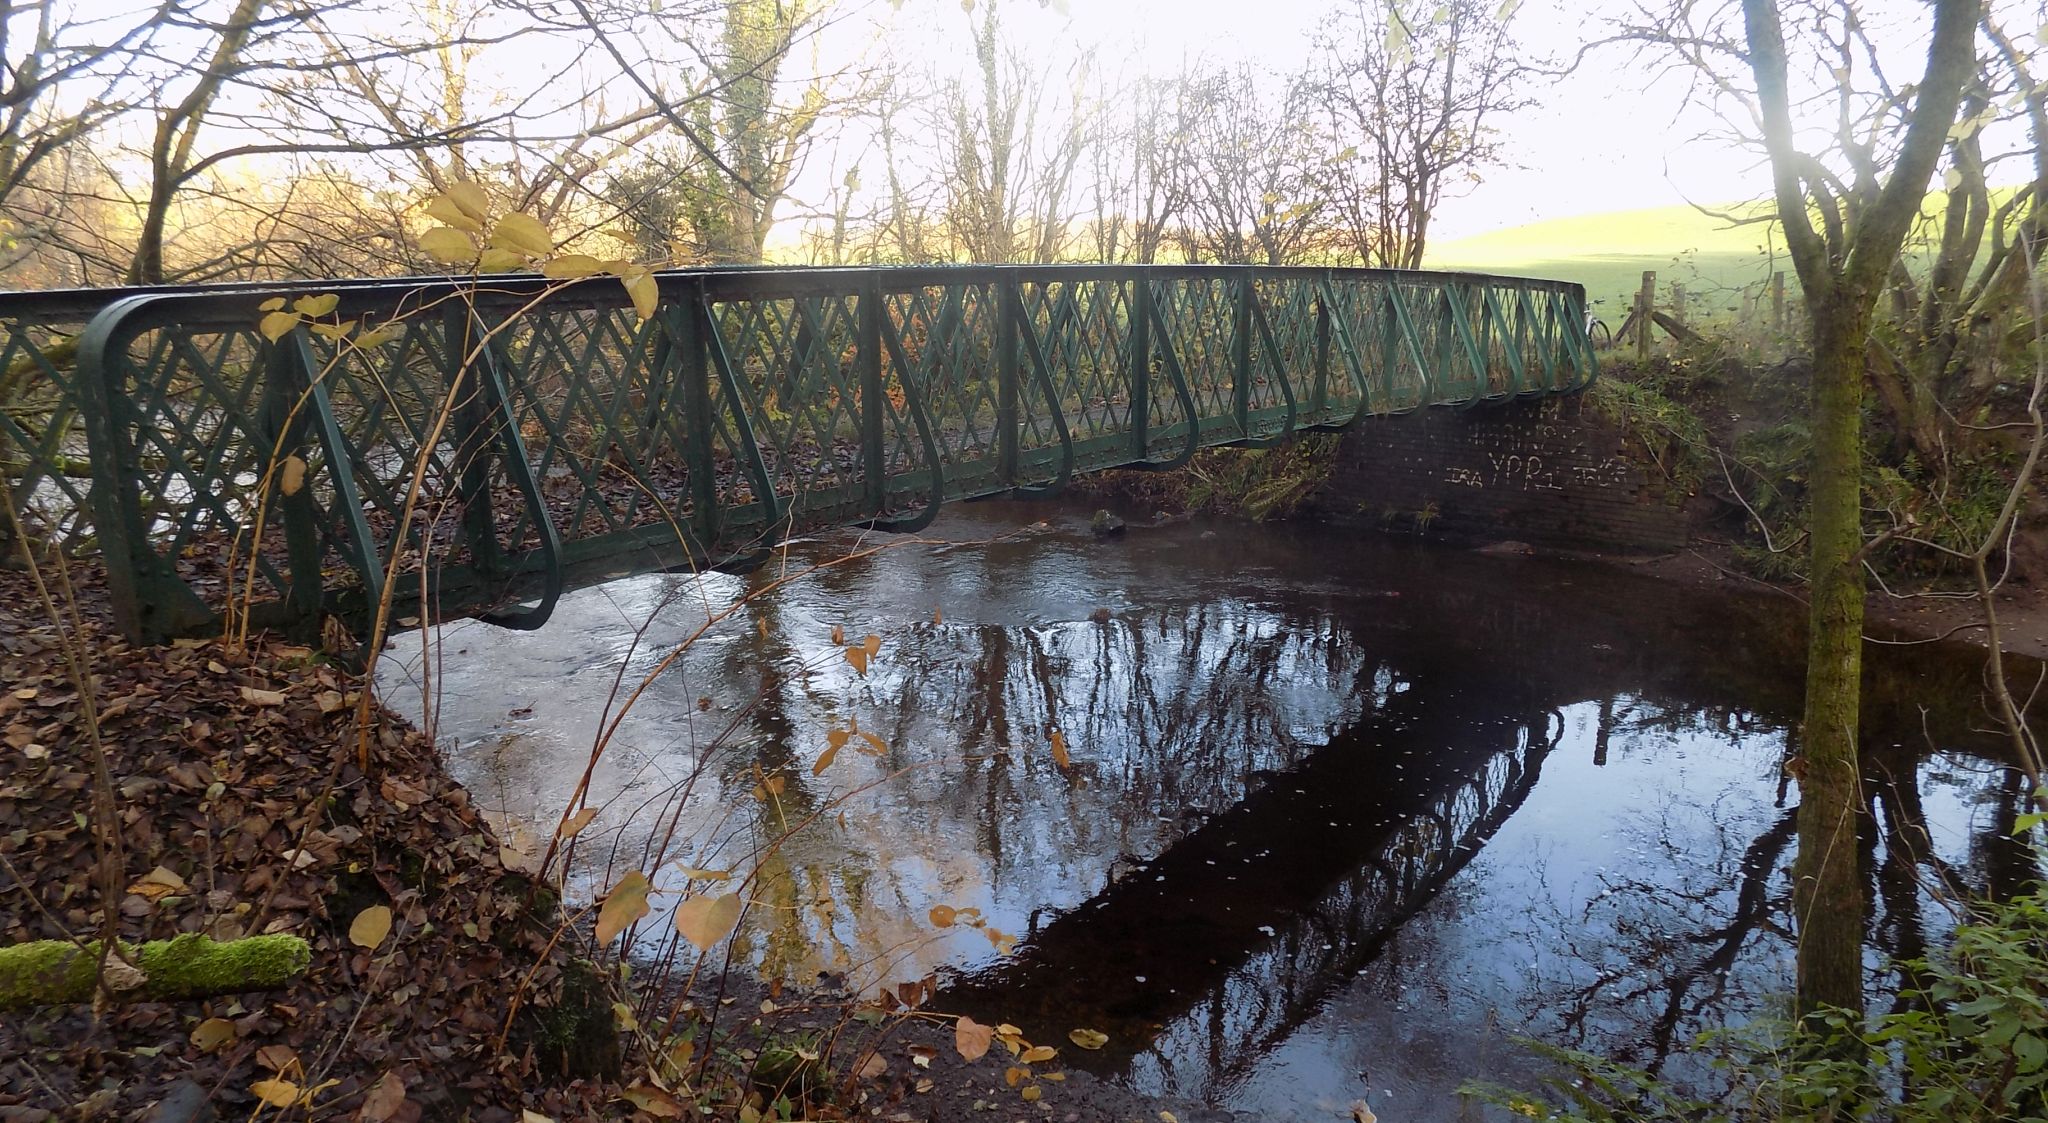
1439, 400, 1633, 492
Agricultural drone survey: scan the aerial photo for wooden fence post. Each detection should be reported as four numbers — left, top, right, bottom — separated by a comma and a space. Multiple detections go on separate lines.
1636, 270, 1656, 363
1771, 271, 1786, 333
1672, 283, 1686, 327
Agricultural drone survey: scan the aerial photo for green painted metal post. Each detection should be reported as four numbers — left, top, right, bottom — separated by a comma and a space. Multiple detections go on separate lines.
859, 277, 886, 515
1313, 282, 1331, 416
997, 280, 1020, 486
1129, 271, 1151, 458
1233, 278, 1253, 437
443, 306, 504, 580
680, 283, 719, 548
259, 335, 325, 627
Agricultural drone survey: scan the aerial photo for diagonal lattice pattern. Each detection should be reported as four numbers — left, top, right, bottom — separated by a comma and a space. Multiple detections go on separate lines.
4, 265, 1594, 642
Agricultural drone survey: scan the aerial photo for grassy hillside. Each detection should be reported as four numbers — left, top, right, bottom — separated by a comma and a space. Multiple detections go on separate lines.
1425, 202, 1796, 327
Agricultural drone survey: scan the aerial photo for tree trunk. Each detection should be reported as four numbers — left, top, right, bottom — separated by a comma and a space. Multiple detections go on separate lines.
1793, 305, 1871, 1019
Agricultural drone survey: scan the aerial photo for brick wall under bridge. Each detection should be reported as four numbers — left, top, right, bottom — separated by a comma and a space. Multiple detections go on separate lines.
1310, 393, 1689, 555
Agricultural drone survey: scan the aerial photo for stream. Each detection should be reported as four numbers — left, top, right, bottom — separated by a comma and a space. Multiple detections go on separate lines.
378, 501, 2040, 1121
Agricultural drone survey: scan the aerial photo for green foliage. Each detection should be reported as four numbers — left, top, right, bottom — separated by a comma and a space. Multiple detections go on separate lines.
1463, 875, 2048, 1123
1588, 368, 1716, 494
1181, 436, 1343, 521
1070, 434, 1342, 522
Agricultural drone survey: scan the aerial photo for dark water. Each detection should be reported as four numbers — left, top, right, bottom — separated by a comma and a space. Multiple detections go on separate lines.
379, 502, 2039, 1122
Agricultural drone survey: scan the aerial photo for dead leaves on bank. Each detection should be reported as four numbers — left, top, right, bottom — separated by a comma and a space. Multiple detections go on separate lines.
0, 567, 600, 1118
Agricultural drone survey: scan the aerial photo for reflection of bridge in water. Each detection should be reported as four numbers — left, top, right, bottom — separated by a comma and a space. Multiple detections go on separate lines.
942, 637, 1562, 1095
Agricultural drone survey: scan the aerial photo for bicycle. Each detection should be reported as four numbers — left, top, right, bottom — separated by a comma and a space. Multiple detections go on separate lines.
1584, 303, 1614, 350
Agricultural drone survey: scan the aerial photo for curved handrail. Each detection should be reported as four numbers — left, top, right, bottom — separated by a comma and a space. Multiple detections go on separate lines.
871, 308, 949, 532
53, 264, 1595, 642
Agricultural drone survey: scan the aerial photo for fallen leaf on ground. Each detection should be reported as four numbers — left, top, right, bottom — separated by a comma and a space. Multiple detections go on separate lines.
955, 1015, 994, 1062
127, 865, 187, 901
189, 1018, 236, 1053
359, 1072, 407, 1122
349, 904, 393, 950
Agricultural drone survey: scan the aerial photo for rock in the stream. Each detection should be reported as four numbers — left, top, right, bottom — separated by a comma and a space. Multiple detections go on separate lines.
1090, 509, 1127, 537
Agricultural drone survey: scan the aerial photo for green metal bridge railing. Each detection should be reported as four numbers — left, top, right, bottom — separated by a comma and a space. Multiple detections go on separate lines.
0, 264, 1595, 643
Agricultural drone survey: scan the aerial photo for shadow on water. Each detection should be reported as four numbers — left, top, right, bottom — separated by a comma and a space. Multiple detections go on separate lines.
381, 502, 2042, 1120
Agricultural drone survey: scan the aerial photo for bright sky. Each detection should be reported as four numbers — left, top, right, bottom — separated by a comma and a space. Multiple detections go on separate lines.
801, 0, 1769, 243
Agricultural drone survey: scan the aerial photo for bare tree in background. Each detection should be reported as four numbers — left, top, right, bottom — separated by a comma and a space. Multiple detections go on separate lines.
1173, 66, 1328, 266
936, 0, 1093, 263
1086, 70, 1193, 264
1310, 0, 1530, 269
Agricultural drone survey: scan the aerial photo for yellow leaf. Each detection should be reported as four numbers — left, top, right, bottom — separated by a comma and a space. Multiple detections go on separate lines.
542, 253, 606, 279
1020, 1045, 1056, 1063
595, 870, 652, 944
477, 247, 526, 273
858, 730, 887, 755
1022, 1085, 1042, 1102
292, 293, 339, 317
864, 634, 881, 658
279, 455, 306, 497
251, 1078, 300, 1107
557, 807, 599, 839
675, 864, 731, 881
354, 323, 403, 348
420, 226, 477, 264
1068, 1028, 1108, 1050
258, 311, 301, 342
674, 891, 742, 952
621, 1083, 686, 1118
812, 738, 841, 775
1005, 1066, 1026, 1087
490, 212, 553, 258
612, 1000, 638, 1031
306, 321, 354, 341
444, 182, 491, 224
128, 865, 187, 901
349, 904, 393, 950
1161, 1112, 1178, 1123
426, 194, 483, 232
258, 296, 286, 312
831, 624, 845, 645
1050, 730, 1070, 771
190, 1017, 236, 1053
955, 1015, 994, 1062
622, 271, 659, 320
933, 606, 943, 625
929, 904, 957, 928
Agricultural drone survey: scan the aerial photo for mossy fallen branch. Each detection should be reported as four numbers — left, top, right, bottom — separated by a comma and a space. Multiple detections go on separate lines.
0, 933, 311, 1011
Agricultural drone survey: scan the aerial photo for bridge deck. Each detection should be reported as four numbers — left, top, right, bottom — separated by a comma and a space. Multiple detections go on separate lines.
0, 264, 1594, 643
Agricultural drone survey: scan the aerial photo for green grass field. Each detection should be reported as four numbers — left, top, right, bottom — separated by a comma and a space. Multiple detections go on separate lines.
1425, 202, 1798, 329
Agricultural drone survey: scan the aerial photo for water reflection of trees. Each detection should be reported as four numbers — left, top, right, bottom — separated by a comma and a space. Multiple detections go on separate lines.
694, 590, 1385, 990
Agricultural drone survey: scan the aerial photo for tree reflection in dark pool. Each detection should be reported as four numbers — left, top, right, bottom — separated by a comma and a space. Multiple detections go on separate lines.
380, 501, 2040, 1122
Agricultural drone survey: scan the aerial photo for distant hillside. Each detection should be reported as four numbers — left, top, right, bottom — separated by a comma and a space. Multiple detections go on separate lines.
1425, 202, 1795, 324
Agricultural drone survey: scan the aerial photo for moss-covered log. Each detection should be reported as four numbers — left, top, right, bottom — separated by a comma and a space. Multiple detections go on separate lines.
0, 934, 310, 1011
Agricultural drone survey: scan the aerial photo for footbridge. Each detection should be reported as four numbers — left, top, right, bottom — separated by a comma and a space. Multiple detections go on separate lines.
0, 265, 1594, 643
